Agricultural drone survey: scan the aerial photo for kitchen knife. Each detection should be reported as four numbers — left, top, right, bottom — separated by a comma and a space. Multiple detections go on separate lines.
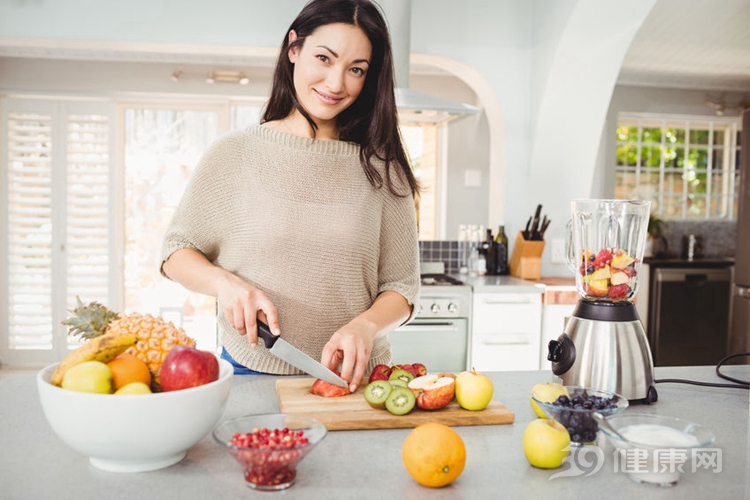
539, 217, 551, 240
524, 216, 532, 240
529, 204, 542, 238
256, 321, 349, 388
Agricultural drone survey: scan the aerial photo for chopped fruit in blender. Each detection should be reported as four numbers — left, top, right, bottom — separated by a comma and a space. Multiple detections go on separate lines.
589, 266, 611, 281
611, 270, 630, 286
592, 249, 613, 269
625, 264, 638, 278
611, 253, 635, 269
608, 284, 630, 299
583, 278, 610, 297
580, 250, 594, 263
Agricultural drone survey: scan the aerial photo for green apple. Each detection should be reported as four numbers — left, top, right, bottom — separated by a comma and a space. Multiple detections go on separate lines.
61, 360, 113, 394
455, 369, 493, 411
530, 382, 569, 418
523, 419, 570, 469
114, 381, 152, 395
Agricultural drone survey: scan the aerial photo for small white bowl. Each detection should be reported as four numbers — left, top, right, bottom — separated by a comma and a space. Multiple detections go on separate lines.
37, 357, 233, 473
598, 413, 715, 487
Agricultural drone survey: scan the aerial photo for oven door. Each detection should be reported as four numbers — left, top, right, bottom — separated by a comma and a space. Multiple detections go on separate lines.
388, 318, 468, 373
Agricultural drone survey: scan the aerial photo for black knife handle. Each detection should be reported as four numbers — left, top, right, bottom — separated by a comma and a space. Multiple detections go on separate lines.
256, 321, 278, 349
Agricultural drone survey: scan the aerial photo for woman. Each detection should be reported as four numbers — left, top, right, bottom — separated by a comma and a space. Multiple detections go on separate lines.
160, 0, 420, 392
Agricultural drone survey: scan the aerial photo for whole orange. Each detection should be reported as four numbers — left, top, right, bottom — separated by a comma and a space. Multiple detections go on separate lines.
402, 422, 466, 488
107, 353, 151, 390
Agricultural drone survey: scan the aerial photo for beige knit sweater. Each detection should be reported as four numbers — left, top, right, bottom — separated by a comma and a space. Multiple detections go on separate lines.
161, 125, 420, 375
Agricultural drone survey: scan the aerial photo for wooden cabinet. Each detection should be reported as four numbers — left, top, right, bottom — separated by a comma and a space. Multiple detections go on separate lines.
471, 292, 543, 371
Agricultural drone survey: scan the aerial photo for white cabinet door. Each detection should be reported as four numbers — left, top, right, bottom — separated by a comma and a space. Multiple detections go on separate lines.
471, 293, 542, 371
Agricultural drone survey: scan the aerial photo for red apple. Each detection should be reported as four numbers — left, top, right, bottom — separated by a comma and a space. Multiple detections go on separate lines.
407, 374, 455, 410
368, 363, 392, 383
159, 346, 220, 392
368, 371, 390, 383
412, 363, 427, 376
398, 363, 418, 377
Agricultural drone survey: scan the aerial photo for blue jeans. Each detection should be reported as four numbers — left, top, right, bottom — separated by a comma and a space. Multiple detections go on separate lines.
220, 347, 266, 375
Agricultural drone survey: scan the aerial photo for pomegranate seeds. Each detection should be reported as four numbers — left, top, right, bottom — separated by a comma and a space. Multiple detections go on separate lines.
229, 427, 311, 488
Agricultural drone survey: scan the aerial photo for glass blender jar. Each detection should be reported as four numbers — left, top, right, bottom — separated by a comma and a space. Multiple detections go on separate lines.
548, 199, 658, 404
567, 199, 650, 302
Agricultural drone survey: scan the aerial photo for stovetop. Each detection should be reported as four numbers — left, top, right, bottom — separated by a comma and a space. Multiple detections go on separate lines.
420, 273, 466, 287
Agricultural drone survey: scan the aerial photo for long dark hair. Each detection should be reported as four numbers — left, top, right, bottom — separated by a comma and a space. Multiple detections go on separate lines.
261, 0, 419, 197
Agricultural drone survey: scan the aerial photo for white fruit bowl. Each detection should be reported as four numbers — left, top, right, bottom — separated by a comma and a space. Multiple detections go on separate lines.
36, 358, 233, 473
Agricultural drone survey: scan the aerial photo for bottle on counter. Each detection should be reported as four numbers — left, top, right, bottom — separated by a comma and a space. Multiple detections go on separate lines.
494, 222, 509, 275
484, 228, 497, 275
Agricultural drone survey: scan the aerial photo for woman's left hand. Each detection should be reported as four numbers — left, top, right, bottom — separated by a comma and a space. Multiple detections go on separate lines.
320, 318, 378, 393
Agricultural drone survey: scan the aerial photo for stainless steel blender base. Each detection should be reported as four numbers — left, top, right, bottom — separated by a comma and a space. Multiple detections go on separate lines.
549, 310, 658, 403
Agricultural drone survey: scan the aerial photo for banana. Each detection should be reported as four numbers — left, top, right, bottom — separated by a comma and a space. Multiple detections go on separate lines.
51, 332, 138, 386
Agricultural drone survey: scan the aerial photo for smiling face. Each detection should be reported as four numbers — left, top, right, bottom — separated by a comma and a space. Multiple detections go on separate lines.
287, 23, 372, 135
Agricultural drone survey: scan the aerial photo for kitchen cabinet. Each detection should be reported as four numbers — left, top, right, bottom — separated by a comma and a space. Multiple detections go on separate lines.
471, 291, 542, 371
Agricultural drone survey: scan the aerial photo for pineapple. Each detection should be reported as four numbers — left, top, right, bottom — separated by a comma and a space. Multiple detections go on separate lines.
62, 297, 196, 391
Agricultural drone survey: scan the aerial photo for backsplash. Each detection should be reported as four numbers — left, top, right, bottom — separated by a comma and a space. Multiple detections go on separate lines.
661, 220, 736, 258
419, 241, 461, 274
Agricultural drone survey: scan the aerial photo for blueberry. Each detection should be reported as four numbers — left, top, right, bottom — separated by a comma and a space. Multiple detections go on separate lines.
571, 395, 583, 405
572, 434, 582, 443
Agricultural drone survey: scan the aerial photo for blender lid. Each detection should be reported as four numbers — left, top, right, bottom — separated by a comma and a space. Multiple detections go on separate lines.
573, 300, 641, 322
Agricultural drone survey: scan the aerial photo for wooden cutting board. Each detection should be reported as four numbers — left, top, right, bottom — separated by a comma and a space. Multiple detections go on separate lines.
276, 378, 515, 431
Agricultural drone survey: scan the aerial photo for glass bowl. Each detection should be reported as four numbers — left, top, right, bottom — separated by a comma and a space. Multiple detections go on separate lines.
531, 386, 628, 446
213, 413, 327, 491
597, 413, 715, 487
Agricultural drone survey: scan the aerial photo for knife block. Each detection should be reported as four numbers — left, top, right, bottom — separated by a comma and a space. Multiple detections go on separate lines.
509, 231, 545, 279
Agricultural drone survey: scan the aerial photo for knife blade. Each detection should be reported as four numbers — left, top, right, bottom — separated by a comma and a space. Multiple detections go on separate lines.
256, 321, 349, 388
524, 216, 532, 239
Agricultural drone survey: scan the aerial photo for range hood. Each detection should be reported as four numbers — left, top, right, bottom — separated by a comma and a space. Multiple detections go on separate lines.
380, 0, 480, 120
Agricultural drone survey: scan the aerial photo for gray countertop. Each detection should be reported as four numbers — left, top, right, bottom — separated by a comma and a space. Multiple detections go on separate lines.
2, 365, 748, 499
458, 274, 545, 293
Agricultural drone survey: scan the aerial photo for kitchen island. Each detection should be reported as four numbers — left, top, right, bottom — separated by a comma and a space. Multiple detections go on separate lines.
1, 365, 748, 499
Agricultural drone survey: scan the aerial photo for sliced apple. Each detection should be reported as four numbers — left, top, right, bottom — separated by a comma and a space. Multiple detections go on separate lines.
611, 270, 630, 286
583, 277, 609, 297
588, 265, 610, 281
407, 374, 455, 410
611, 253, 635, 269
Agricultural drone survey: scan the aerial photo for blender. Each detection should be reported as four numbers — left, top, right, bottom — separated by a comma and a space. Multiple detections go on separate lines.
547, 199, 658, 404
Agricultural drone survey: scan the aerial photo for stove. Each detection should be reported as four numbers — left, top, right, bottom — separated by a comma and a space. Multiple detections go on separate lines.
388, 264, 472, 372
417, 273, 472, 319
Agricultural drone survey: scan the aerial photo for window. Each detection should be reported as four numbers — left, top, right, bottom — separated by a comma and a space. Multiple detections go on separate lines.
400, 122, 440, 240
614, 113, 741, 220
2, 98, 115, 366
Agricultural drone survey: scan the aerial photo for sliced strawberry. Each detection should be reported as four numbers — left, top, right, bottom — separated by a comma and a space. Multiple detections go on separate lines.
608, 284, 630, 299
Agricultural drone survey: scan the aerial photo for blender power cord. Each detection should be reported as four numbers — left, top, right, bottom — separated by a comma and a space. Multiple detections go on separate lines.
654, 352, 750, 390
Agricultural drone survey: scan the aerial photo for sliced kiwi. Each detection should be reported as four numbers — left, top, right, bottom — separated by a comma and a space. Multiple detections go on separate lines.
364, 380, 392, 410
385, 386, 416, 416
389, 379, 408, 388
389, 368, 414, 385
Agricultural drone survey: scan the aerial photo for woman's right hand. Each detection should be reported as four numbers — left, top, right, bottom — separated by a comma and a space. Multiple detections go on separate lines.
215, 274, 281, 346
162, 248, 281, 346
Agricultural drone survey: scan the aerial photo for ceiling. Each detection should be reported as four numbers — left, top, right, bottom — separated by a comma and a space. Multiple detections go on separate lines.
1, 0, 748, 95
617, 0, 750, 93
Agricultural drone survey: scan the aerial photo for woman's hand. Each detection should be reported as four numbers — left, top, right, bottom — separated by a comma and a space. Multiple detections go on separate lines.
215, 274, 281, 346
320, 291, 412, 393
320, 317, 378, 393
161, 248, 281, 346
